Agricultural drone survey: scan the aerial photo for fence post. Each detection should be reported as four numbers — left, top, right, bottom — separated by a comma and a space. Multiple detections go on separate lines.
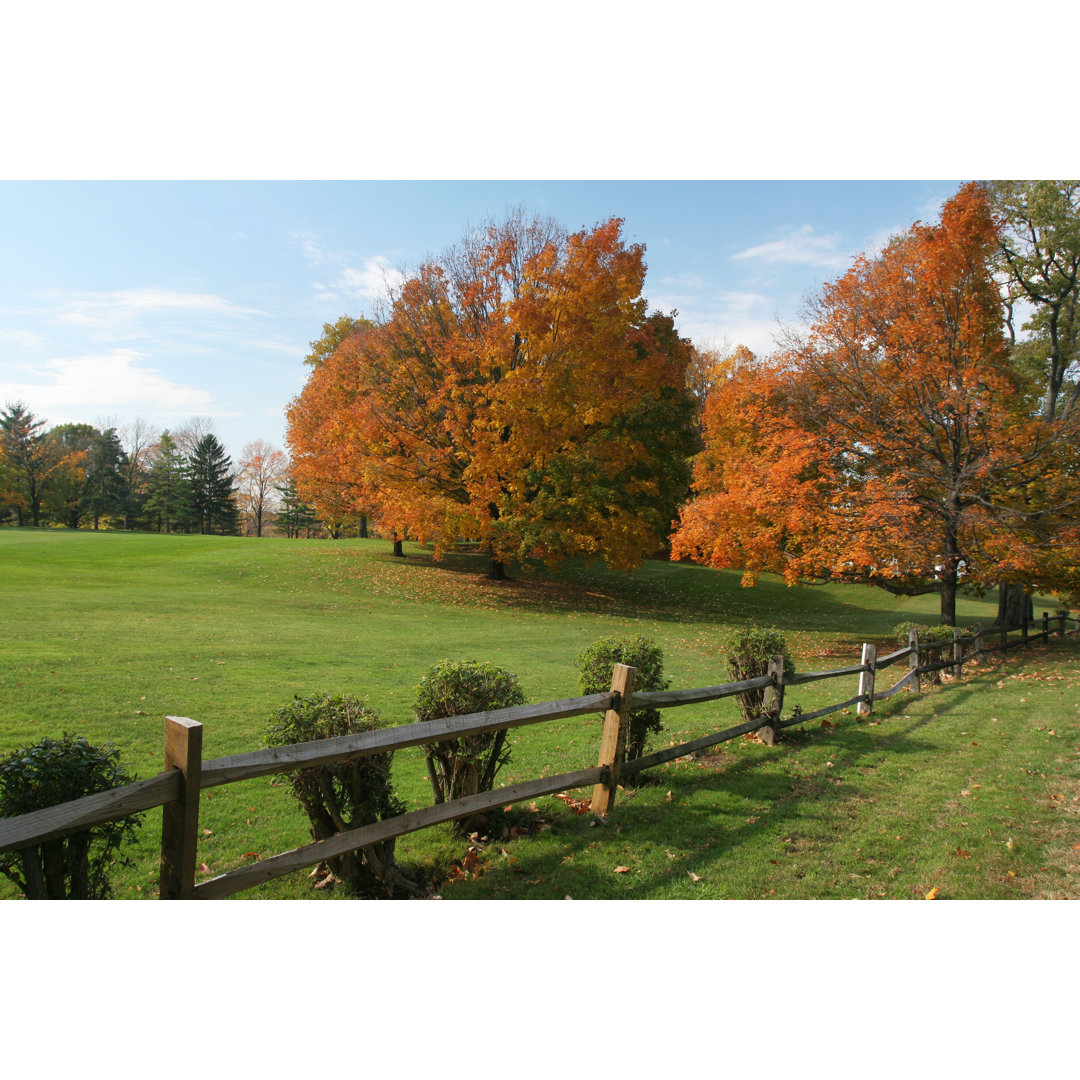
952, 627, 964, 680
159, 716, 203, 900
1042, 612, 1050, 643
758, 654, 786, 745
590, 664, 635, 817
857, 643, 876, 718
908, 628, 921, 692
972, 622, 984, 660
1057, 613, 1066, 638
1021, 619, 1029, 647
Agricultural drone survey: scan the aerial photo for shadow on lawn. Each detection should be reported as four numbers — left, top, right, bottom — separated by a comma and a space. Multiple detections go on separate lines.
443, 693, 957, 899
358, 544, 952, 636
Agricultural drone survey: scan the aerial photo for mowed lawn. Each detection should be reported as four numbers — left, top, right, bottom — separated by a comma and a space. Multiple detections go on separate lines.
1, 527, 1077, 900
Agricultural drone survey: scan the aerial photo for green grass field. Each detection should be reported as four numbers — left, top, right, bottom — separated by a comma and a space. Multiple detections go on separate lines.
1, 527, 1077, 900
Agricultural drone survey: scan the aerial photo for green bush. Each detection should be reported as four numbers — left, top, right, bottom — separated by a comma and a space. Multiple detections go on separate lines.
0, 733, 143, 899
574, 635, 670, 764
725, 626, 795, 725
265, 693, 411, 898
893, 621, 955, 645
414, 659, 526, 829
894, 622, 954, 685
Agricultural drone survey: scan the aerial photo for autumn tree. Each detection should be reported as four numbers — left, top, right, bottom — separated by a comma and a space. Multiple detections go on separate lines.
117, 416, 157, 529
986, 180, 1080, 623
0, 402, 80, 527
304, 314, 375, 368
45, 423, 97, 528
236, 440, 287, 536
673, 184, 1078, 625
288, 213, 697, 579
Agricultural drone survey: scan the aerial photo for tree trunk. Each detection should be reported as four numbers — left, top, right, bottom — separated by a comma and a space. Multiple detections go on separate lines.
938, 532, 960, 626
358, 515, 368, 539
392, 536, 404, 557
488, 555, 506, 580
995, 582, 1033, 630
939, 577, 957, 626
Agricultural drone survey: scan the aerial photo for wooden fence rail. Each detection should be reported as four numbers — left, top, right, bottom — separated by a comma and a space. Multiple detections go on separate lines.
1, 612, 1077, 898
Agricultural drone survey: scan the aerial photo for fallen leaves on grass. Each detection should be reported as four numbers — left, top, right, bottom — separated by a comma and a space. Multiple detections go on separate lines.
925, 887, 940, 900
687, 872, 702, 883
613, 866, 631, 874
553, 792, 592, 814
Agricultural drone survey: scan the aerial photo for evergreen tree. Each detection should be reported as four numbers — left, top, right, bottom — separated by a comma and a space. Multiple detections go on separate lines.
274, 476, 319, 537
85, 427, 128, 529
144, 431, 195, 534
187, 433, 239, 535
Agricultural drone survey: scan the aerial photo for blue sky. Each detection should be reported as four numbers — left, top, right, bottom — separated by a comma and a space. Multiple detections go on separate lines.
2, 5, 1066, 465
0, 179, 962, 461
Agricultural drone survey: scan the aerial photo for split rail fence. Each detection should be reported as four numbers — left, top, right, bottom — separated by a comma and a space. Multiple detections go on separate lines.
2, 612, 1077, 900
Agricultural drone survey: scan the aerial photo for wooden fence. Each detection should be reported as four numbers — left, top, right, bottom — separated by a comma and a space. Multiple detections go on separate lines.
2, 612, 1077, 899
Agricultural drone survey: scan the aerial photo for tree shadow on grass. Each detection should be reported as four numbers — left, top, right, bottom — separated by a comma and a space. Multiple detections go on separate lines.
354, 543, 962, 636
440, 695, 956, 899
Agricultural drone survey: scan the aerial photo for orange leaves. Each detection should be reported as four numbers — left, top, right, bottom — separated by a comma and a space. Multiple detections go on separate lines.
553, 792, 592, 814
672, 184, 1069, 624
287, 213, 696, 574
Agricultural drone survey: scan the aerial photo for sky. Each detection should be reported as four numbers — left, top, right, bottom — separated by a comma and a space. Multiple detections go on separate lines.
0, 178, 963, 462
3, 4, 1069, 467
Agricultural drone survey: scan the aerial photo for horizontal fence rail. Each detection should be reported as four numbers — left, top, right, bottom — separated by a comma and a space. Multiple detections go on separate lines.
200, 692, 616, 789
1, 611, 1077, 897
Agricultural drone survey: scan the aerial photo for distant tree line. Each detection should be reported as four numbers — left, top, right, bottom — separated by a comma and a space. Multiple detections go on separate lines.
0, 409, 329, 538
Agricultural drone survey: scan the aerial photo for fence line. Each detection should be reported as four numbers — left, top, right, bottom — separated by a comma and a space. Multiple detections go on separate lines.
1, 612, 1077, 897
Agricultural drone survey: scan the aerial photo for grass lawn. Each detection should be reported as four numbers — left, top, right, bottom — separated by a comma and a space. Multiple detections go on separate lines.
1, 527, 1077, 900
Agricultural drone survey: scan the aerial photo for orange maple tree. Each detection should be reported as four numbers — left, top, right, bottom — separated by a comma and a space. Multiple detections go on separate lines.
287, 213, 697, 577
672, 183, 1080, 624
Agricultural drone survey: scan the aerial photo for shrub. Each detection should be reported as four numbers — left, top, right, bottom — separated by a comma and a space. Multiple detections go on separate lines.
574, 635, 670, 764
893, 621, 955, 646
414, 659, 526, 828
893, 622, 954, 685
725, 626, 795, 725
0, 733, 143, 899
265, 693, 411, 898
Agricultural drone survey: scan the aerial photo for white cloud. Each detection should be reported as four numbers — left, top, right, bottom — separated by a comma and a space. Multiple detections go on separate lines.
332, 257, 405, 300
732, 225, 851, 270
45, 288, 261, 333
651, 288, 788, 356
0, 328, 45, 348
0, 349, 214, 419
291, 229, 332, 265
658, 271, 705, 289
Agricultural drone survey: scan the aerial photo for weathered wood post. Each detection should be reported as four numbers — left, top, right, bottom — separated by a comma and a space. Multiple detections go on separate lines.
590, 664, 635, 817
159, 716, 203, 900
972, 622, 984, 661
1056, 613, 1067, 637
1042, 612, 1050, 643
758, 654, 786, 745
857, 643, 877, 718
952, 627, 964, 680
908, 628, 921, 692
